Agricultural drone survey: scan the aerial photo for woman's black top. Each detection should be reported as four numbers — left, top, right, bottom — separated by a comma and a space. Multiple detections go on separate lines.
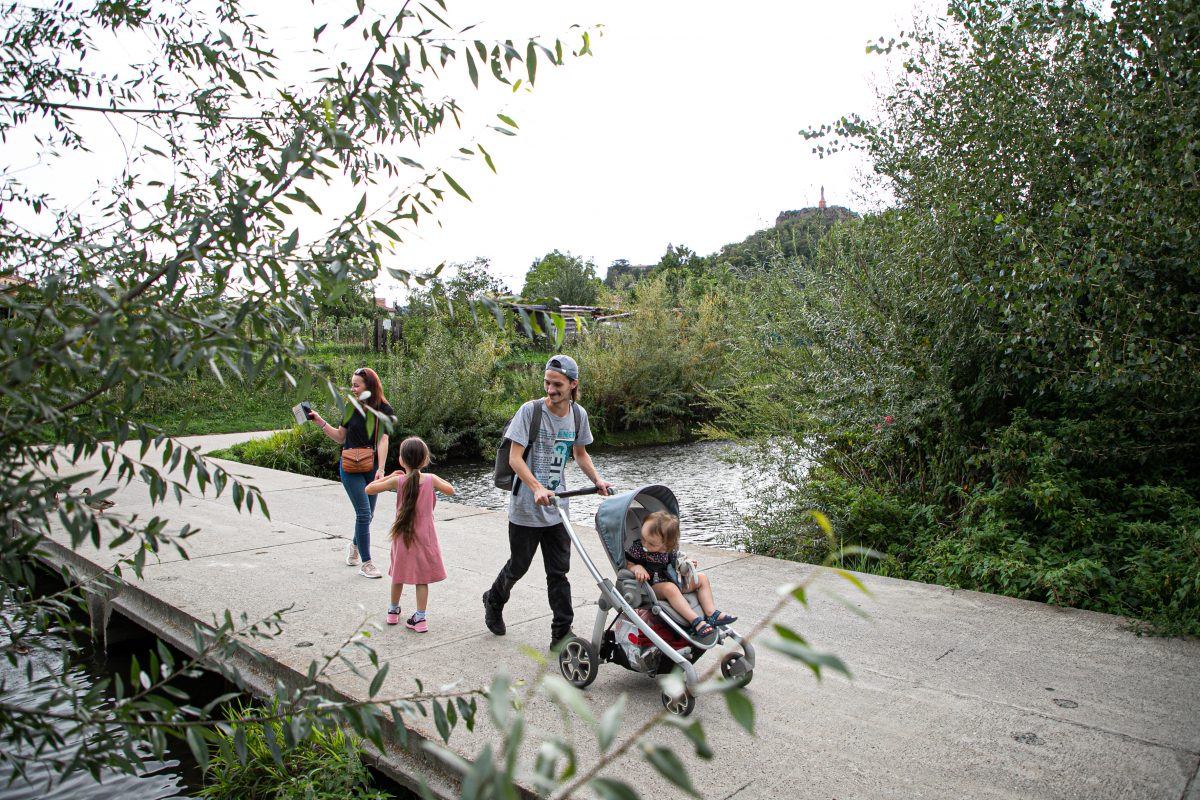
342, 402, 394, 450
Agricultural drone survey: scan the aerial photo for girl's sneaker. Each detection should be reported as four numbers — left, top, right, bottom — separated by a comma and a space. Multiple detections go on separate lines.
386, 606, 401, 625
405, 614, 428, 633
345, 542, 360, 567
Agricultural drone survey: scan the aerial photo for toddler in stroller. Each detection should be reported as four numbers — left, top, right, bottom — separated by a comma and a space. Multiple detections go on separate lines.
552, 484, 754, 716
625, 510, 738, 639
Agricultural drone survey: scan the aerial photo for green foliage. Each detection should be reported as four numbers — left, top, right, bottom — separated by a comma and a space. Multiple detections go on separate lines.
603, 258, 645, 291
715, 208, 856, 275
0, 0, 597, 783
136, 371, 301, 436
643, 244, 727, 299
723, 0, 1200, 634
399, 258, 512, 354
384, 326, 511, 460
907, 416, 1200, 632
314, 282, 389, 323
574, 276, 733, 434
198, 703, 389, 800
210, 329, 512, 467
212, 425, 341, 481
521, 250, 604, 306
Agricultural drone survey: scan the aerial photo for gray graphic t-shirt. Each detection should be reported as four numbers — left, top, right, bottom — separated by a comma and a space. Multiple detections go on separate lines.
505, 399, 593, 527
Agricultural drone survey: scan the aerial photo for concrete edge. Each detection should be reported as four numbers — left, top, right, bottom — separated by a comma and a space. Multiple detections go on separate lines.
35, 536, 467, 800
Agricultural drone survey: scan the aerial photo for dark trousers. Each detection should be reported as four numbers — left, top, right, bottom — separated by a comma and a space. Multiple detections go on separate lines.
488, 521, 573, 638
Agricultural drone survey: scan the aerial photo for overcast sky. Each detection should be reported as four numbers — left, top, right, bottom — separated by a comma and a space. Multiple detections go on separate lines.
355, 0, 933, 300
6, 0, 935, 301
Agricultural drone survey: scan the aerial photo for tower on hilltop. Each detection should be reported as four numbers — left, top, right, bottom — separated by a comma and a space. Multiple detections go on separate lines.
819, 186, 826, 210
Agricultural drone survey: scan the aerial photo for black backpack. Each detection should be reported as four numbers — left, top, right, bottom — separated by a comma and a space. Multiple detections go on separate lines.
493, 401, 581, 493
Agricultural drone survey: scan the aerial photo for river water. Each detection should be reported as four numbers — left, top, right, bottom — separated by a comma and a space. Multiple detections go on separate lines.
437, 439, 766, 549
0, 627, 194, 800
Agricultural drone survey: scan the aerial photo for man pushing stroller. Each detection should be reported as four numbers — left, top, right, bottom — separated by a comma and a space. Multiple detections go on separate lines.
483, 354, 612, 651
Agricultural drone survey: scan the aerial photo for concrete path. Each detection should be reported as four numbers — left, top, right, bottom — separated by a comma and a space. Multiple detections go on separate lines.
41, 433, 1200, 800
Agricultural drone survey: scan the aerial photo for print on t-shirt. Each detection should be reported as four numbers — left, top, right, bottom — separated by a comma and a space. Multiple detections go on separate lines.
532, 428, 576, 491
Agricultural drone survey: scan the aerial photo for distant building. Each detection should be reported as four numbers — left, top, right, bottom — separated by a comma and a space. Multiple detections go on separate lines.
500, 302, 613, 338
604, 262, 654, 289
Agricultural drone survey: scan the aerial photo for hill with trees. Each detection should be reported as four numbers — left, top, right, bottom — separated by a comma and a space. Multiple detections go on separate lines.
715, 205, 857, 273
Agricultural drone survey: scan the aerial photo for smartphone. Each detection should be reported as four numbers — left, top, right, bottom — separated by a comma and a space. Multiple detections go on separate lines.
301, 402, 312, 419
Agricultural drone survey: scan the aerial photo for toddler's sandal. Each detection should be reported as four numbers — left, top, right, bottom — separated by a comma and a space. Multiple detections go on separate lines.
708, 611, 738, 627
688, 617, 715, 637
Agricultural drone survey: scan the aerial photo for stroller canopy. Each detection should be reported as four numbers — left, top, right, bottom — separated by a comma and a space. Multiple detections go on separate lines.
593, 485, 680, 573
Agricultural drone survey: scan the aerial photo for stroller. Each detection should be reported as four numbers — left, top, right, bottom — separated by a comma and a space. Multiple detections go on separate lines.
552, 485, 755, 716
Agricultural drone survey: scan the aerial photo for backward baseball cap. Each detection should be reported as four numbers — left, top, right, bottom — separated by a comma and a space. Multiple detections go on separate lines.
546, 354, 579, 380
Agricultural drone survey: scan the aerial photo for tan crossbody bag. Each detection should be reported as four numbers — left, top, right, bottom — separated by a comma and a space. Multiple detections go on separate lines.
341, 410, 379, 473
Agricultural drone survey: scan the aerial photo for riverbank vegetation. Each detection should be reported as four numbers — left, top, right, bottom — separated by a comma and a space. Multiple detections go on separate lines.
6, 0, 1194, 796
713, 0, 1200, 635
198, 703, 390, 800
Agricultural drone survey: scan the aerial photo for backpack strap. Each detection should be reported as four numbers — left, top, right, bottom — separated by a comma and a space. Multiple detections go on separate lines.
528, 400, 544, 450
512, 400, 544, 495
570, 402, 581, 460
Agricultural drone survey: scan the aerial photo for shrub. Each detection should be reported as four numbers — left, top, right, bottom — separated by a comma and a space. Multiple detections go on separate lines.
384, 326, 510, 460
574, 276, 732, 435
198, 703, 389, 800
211, 425, 341, 481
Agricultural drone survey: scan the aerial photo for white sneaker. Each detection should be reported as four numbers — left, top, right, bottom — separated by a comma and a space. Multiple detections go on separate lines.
345, 542, 360, 567
358, 561, 382, 579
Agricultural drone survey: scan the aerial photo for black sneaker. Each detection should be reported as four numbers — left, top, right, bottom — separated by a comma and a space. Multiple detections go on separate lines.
549, 630, 574, 652
482, 591, 505, 636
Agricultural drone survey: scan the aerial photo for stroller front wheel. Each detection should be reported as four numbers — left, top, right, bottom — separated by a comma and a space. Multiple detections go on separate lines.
661, 685, 696, 717
558, 636, 600, 689
720, 651, 753, 688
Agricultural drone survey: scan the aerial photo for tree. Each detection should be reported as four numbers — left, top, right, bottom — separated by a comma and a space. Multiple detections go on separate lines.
730, 0, 1200, 632
645, 243, 725, 298
520, 249, 603, 305
0, 0, 591, 784
715, 208, 856, 275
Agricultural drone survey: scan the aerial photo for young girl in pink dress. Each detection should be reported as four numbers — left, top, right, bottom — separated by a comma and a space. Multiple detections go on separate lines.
366, 437, 456, 632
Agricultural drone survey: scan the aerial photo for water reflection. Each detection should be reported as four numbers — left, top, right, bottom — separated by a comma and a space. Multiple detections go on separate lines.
436, 440, 764, 548
0, 628, 192, 800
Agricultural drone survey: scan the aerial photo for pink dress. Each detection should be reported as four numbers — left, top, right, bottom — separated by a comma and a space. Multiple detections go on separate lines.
388, 474, 446, 585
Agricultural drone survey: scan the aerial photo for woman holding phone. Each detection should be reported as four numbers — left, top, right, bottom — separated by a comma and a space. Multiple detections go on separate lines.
308, 367, 393, 578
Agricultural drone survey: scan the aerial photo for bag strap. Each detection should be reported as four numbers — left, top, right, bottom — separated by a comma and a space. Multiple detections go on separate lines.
571, 403, 581, 459
527, 400, 543, 450
343, 405, 381, 450
513, 401, 544, 495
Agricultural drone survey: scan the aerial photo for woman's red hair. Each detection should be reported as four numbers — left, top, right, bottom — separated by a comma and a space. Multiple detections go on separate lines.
355, 367, 387, 410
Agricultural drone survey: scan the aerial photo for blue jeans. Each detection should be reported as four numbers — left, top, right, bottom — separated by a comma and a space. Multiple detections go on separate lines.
339, 467, 378, 563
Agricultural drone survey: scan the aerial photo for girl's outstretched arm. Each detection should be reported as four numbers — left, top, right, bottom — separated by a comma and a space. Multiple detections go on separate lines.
365, 473, 400, 495
429, 474, 456, 496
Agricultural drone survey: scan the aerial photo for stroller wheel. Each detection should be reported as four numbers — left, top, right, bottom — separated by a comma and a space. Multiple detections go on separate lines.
661, 685, 696, 717
720, 652, 753, 688
558, 636, 600, 689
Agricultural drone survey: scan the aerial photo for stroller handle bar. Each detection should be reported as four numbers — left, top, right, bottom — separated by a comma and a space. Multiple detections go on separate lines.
552, 485, 614, 500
